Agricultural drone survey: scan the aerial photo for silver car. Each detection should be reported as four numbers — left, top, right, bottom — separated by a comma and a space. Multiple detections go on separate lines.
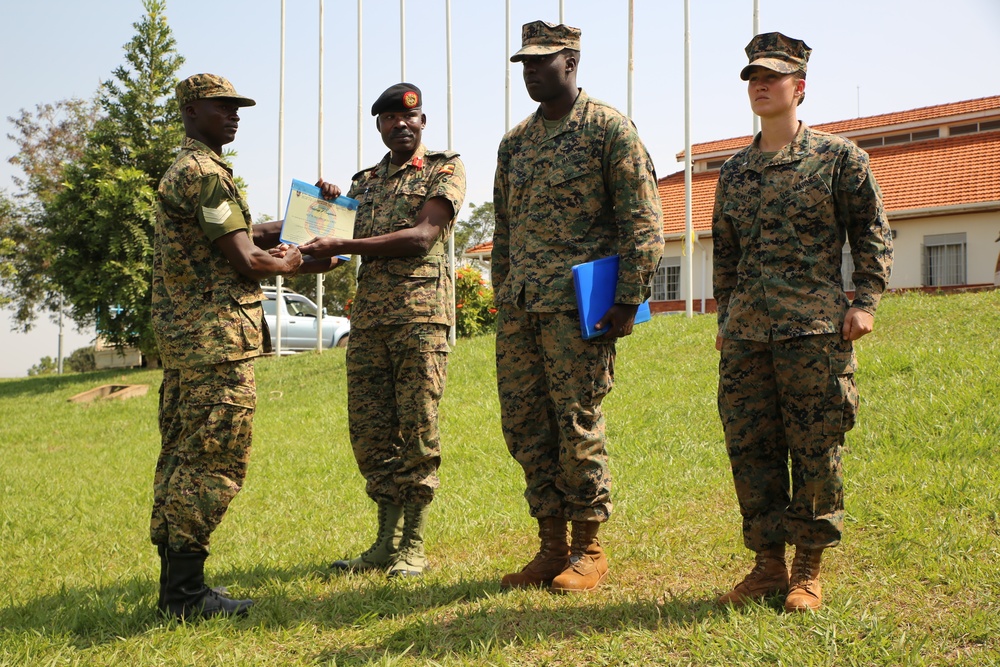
261, 287, 350, 350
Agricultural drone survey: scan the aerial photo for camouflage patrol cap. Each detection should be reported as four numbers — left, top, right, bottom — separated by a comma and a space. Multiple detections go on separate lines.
740, 32, 811, 81
371, 83, 422, 116
176, 73, 256, 108
510, 21, 581, 62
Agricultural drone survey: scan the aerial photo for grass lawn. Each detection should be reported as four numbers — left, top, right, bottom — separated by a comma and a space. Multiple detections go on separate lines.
1, 289, 998, 666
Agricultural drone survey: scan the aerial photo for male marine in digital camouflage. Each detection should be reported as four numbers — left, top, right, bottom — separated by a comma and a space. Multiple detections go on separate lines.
713, 33, 893, 612
150, 73, 309, 620
301, 83, 466, 578
491, 21, 663, 593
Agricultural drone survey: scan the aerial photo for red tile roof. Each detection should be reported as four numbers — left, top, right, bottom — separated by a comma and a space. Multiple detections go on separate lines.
662, 130, 1000, 237
873, 130, 1000, 213
679, 95, 1000, 159
465, 98, 1000, 253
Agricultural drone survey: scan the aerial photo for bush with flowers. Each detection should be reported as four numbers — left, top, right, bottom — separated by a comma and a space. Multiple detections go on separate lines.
454, 265, 497, 337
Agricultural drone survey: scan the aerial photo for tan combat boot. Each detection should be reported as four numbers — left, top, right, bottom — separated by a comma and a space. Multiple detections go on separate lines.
387, 502, 431, 577
550, 520, 608, 593
500, 517, 569, 589
717, 547, 789, 606
784, 546, 823, 612
330, 501, 404, 572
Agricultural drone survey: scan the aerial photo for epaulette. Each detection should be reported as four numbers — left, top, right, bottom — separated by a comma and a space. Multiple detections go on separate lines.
351, 165, 378, 182
425, 149, 460, 159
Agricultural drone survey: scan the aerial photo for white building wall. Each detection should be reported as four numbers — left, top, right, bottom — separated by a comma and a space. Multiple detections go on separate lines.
886, 210, 1000, 289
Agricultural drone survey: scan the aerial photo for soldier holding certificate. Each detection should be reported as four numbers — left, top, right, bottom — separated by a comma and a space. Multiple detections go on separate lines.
301, 83, 466, 577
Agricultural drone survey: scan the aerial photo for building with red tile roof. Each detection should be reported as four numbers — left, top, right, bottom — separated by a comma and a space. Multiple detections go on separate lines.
465, 96, 1000, 312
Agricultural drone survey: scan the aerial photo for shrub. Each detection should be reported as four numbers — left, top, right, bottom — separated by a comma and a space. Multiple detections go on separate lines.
454, 265, 497, 337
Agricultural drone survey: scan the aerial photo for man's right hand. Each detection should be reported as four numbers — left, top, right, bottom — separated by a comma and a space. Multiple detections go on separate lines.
282, 244, 303, 274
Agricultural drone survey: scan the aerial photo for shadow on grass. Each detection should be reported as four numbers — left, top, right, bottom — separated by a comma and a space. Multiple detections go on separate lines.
310, 592, 718, 665
0, 561, 498, 649
0, 367, 159, 400
0, 559, 718, 658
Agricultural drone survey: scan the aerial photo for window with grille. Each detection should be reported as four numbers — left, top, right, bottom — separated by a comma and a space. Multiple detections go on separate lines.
653, 257, 681, 301
922, 233, 967, 287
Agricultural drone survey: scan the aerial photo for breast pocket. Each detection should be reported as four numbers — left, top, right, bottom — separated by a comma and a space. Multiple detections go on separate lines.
782, 177, 834, 248
394, 185, 428, 231
547, 160, 604, 231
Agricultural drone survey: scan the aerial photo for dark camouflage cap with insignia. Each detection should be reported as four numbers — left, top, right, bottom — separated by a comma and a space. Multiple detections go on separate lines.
510, 21, 581, 62
176, 73, 256, 108
371, 83, 422, 116
740, 32, 811, 81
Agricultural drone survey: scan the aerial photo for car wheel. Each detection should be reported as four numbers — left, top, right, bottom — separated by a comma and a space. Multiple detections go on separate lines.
336, 334, 349, 348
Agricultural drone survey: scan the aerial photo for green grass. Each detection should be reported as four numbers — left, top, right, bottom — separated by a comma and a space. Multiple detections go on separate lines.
1, 289, 998, 666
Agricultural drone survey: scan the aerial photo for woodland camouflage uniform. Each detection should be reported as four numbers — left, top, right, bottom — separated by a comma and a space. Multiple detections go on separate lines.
150, 135, 264, 554
345, 143, 466, 506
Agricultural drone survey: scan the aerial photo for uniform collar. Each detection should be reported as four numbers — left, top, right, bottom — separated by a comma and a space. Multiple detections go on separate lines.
741, 122, 811, 173
378, 143, 428, 176
526, 88, 590, 144
181, 137, 233, 174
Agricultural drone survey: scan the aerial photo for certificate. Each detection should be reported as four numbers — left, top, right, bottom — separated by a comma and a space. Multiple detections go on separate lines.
280, 179, 358, 260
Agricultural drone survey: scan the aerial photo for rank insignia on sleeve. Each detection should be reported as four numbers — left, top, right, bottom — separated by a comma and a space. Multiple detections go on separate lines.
202, 201, 232, 225
437, 163, 455, 175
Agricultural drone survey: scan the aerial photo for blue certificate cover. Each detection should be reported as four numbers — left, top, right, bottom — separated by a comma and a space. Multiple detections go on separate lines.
571, 254, 651, 340
280, 179, 358, 261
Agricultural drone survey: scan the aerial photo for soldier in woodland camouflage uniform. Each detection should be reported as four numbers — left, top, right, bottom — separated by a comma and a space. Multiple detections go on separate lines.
491, 21, 663, 594
713, 33, 893, 612
301, 83, 466, 578
150, 73, 317, 620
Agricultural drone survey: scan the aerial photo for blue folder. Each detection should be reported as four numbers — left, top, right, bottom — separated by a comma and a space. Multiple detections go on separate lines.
571, 254, 651, 340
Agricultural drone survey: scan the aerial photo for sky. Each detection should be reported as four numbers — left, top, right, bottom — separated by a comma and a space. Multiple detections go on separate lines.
1, 0, 999, 377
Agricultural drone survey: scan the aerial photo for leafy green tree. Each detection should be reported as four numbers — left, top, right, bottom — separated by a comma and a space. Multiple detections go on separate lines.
66, 345, 96, 373
454, 201, 495, 260
27, 356, 57, 377
39, 0, 183, 358
2, 99, 99, 326
0, 193, 18, 308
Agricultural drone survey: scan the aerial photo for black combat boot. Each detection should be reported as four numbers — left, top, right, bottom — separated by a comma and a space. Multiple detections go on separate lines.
162, 549, 253, 620
156, 544, 168, 612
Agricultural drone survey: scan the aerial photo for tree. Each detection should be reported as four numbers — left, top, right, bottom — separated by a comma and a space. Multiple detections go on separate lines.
454, 201, 495, 260
66, 345, 96, 373
37, 0, 184, 358
27, 356, 57, 377
2, 99, 99, 327
0, 192, 18, 309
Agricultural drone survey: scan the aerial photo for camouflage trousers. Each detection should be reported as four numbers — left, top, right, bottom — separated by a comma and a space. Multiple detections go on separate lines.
718, 333, 858, 551
150, 359, 256, 553
496, 306, 615, 523
346, 322, 449, 505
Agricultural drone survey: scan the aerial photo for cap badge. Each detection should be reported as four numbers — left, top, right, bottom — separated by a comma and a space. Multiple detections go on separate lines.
403, 91, 419, 109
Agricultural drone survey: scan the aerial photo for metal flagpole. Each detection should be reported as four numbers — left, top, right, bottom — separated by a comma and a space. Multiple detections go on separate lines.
505, 0, 511, 132
753, 0, 760, 136
358, 0, 363, 174
627, 0, 634, 119
400, 0, 406, 80
559, 0, 564, 23
684, 0, 693, 318
446, 0, 457, 346
355, 0, 363, 286
316, 0, 326, 352
276, 0, 286, 356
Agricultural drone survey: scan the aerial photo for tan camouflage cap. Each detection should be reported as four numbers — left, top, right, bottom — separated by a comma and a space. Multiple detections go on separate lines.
176, 73, 256, 108
740, 32, 811, 81
510, 21, 581, 62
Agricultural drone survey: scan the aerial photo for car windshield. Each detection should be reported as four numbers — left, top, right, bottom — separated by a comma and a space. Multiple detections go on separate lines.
262, 298, 277, 316
287, 297, 317, 318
